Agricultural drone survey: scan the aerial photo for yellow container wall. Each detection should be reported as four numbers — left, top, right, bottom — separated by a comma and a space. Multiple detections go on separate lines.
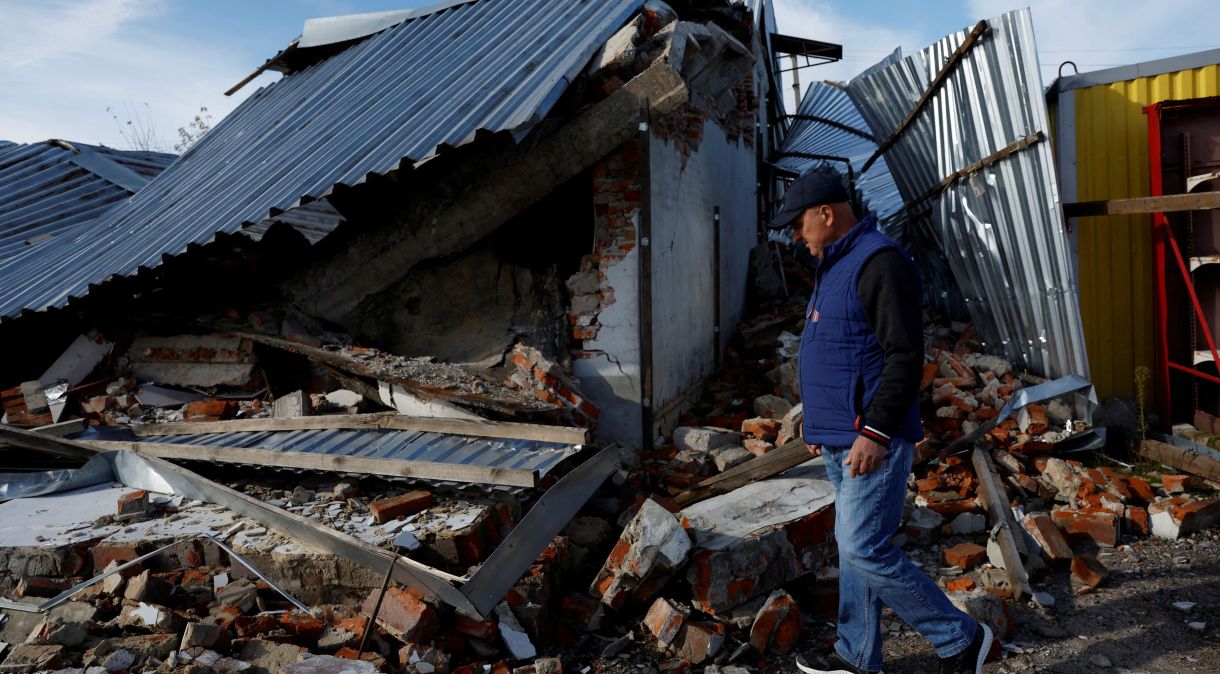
1074, 65, 1220, 399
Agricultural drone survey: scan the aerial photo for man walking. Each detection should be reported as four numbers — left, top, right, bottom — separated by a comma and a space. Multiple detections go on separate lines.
768, 171, 992, 674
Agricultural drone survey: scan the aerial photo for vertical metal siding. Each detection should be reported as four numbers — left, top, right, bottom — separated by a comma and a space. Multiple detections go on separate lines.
846, 9, 1088, 380
1073, 64, 1220, 399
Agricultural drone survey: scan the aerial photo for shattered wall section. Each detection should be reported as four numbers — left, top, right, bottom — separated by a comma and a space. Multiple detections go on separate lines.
649, 73, 756, 171
351, 248, 568, 369
570, 140, 645, 445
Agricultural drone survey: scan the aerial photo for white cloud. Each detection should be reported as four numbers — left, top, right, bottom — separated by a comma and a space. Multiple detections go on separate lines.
966, 0, 1220, 80
0, 0, 278, 150
769, 0, 936, 111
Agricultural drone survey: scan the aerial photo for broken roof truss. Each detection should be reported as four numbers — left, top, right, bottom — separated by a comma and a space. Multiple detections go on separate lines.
0, 424, 620, 618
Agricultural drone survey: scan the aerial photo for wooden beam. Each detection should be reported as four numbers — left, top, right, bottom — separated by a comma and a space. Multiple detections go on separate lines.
862, 20, 989, 173
908, 132, 1045, 210
674, 439, 813, 506
132, 412, 588, 445
85, 439, 540, 488
0, 423, 96, 460
292, 59, 690, 323
1063, 191, 1220, 218
32, 418, 88, 437
971, 448, 1030, 601
1141, 438, 1220, 483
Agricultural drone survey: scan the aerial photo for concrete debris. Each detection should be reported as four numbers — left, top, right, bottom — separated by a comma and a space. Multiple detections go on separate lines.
494, 601, 536, 660
672, 426, 740, 453
948, 589, 1012, 639
680, 461, 834, 614
121, 334, 258, 388
752, 395, 792, 419
950, 512, 986, 535
590, 499, 691, 608
281, 655, 380, 674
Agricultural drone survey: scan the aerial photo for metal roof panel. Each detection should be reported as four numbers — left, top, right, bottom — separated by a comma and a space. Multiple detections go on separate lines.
0, 0, 643, 320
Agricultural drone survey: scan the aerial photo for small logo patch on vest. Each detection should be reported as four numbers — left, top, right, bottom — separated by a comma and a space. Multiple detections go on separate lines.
812, 310, 820, 322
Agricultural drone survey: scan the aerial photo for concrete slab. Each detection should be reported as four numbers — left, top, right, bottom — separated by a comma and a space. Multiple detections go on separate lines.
680, 460, 836, 614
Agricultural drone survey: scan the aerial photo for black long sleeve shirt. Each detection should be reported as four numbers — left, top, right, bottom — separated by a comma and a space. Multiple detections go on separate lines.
855, 249, 924, 444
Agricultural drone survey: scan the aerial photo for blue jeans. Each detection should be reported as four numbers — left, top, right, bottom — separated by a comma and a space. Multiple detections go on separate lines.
822, 437, 976, 672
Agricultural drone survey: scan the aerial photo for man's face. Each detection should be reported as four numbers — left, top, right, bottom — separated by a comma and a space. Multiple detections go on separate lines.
791, 205, 832, 257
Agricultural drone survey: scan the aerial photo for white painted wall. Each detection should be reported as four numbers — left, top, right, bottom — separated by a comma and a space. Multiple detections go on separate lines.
574, 236, 644, 447
648, 118, 758, 432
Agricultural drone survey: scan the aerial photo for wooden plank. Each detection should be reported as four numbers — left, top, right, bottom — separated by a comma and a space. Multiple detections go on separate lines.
132, 412, 588, 445
32, 418, 89, 437
1141, 438, 1220, 483
1063, 191, 1220, 218
0, 423, 96, 460
85, 439, 540, 488
971, 448, 1030, 601
674, 439, 812, 506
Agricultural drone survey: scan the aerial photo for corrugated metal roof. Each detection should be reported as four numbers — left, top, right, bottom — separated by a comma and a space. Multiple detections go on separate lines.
846, 9, 1089, 379
102, 427, 579, 487
0, 0, 643, 321
773, 82, 965, 315
0, 141, 174, 261
1055, 48, 1220, 92
775, 82, 906, 239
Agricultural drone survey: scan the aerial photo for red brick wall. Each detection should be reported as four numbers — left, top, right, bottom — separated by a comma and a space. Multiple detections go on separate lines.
567, 139, 643, 355
648, 73, 757, 170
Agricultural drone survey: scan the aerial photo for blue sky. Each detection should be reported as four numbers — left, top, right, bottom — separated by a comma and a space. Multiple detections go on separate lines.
1, 0, 1217, 150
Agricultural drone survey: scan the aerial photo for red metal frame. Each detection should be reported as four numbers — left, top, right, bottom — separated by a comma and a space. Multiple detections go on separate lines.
1147, 100, 1220, 429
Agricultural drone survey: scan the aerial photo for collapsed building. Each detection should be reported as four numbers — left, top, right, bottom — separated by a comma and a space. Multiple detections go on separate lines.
2, 2, 1220, 674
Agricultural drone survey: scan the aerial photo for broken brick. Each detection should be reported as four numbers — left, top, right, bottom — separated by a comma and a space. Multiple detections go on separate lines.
370, 490, 434, 524
642, 597, 687, 645
743, 437, 774, 456
1124, 506, 1151, 537
116, 489, 150, 517
362, 586, 438, 643
590, 499, 691, 608
184, 399, 236, 422
740, 417, 781, 442
1051, 509, 1120, 547
1162, 474, 1193, 494
946, 577, 977, 592
748, 590, 801, 655
673, 621, 725, 664
1071, 555, 1108, 590
1021, 512, 1073, 562
944, 543, 987, 569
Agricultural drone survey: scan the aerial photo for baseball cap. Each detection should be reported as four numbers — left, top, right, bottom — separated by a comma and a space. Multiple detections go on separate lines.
766, 169, 850, 229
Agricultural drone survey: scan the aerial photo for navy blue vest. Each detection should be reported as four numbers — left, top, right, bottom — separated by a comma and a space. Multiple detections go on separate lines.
799, 217, 923, 446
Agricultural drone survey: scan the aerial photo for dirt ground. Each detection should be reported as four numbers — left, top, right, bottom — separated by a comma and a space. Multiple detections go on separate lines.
794, 529, 1220, 674
573, 528, 1220, 674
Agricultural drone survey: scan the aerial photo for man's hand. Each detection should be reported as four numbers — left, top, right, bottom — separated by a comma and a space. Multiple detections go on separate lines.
806, 443, 822, 457
845, 435, 887, 478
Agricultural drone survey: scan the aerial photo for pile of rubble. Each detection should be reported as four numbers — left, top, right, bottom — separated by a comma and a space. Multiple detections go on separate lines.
6, 288, 1220, 674
0, 312, 591, 437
